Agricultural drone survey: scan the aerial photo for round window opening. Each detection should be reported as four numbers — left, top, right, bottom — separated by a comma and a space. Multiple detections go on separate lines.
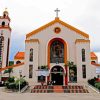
54, 27, 61, 34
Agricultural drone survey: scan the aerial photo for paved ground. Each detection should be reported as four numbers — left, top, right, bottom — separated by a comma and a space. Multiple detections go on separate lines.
0, 92, 100, 100
0, 87, 100, 100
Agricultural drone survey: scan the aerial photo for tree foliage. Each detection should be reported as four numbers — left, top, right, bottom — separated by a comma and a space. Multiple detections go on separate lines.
4, 68, 13, 77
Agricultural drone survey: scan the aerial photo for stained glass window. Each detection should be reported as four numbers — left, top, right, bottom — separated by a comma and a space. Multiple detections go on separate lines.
29, 65, 33, 78
82, 65, 86, 78
82, 49, 85, 62
50, 40, 64, 63
29, 48, 33, 62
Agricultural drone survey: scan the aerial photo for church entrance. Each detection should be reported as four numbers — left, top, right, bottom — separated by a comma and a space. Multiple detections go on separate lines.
51, 66, 64, 85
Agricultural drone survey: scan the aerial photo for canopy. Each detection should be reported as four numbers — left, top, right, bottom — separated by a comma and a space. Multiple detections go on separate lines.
36, 70, 49, 76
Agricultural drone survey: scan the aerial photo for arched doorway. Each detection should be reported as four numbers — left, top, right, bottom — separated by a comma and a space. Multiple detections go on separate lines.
51, 66, 64, 85
47, 38, 68, 85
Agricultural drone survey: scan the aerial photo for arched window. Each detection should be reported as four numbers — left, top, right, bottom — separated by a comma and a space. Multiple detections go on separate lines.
16, 61, 21, 64
50, 40, 64, 63
0, 36, 4, 68
2, 21, 5, 26
82, 49, 85, 62
29, 48, 33, 62
91, 61, 96, 63
3, 14, 6, 18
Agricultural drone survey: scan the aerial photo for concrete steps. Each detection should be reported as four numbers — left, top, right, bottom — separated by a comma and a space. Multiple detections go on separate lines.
31, 85, 89, 93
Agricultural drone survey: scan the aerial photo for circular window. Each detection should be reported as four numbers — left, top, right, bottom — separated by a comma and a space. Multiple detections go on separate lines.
54, 27, 61, 34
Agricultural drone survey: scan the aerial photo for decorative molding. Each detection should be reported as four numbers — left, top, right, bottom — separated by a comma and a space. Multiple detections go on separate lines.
75, 39, 90, 44
26, 18, 89, 39
54, 27, 61, 34
25, 39, 39, 43
0, 62, 24, 72
0, 16, 10, 21
0, 26, 11, 31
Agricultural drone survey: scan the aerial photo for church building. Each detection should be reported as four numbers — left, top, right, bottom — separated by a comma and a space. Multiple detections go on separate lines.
0, 9, 100, 85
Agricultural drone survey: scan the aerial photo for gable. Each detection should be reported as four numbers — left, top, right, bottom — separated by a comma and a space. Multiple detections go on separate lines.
14, 52, 25, 60
26, 17, 89, 39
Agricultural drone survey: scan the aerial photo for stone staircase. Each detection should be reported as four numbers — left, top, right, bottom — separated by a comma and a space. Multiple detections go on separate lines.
31, 85, 89, 93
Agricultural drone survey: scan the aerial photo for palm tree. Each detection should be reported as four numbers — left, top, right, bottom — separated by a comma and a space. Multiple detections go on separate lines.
65, 61, 76, 68
64, 61, 77, 82
4, 68, 13, 78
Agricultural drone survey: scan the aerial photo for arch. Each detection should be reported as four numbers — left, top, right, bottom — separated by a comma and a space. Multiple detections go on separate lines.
48, 38, 67, 68
91, 61, 96, 63
16, 61, 21, 64
50, 65, 64, 85
3, 14, 6, 18
51, 65, 64, 72
2, 21, 5, 26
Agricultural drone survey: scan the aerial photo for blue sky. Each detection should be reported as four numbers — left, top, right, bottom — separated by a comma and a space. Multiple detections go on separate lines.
0, 0, 100, 62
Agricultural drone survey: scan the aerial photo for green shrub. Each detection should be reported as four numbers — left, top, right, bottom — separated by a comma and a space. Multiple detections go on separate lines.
7, 77, 15, 83
8, 83, 16, 89
88, 79, 95, 86
95, 82, 100, 90
5, 77, 28, 91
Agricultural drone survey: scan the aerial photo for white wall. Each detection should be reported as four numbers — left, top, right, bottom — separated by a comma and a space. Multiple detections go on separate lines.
76, 42, 92, 83
27, 23, 88, 66
0, 29, 11, 68
25, 22, 91, 84
25, 41, 39, 85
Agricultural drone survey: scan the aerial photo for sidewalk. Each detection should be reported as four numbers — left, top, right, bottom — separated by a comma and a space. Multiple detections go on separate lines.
0, 87, 100, 100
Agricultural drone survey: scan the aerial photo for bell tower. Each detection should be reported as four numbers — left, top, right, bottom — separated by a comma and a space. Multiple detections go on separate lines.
0, 8, 11, 68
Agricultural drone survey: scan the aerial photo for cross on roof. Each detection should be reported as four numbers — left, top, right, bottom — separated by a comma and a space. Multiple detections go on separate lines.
54, 8, 60, 18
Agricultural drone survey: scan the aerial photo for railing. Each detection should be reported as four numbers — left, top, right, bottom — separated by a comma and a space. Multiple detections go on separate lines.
20, 85, 29, 93
88, 83, 100, 93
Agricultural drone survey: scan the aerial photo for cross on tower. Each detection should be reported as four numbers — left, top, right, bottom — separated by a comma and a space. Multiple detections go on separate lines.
5, 8, 7, 11
54, 8, 60, 18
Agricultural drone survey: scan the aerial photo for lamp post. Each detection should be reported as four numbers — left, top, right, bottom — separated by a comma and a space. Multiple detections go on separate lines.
19, 70, 22, 93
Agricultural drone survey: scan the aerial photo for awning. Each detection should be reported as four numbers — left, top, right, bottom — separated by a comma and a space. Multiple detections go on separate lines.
36, 70, 49, 76
96, 68, 100, 74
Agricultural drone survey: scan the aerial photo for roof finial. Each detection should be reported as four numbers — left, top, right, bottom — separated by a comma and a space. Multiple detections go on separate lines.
54, 8, 60, 18
5, 7, 7, 11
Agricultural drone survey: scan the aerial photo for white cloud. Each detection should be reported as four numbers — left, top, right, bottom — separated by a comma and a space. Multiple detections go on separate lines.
0, 0, 100, 60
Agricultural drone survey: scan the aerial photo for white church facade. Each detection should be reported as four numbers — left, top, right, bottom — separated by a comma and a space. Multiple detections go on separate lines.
0, 9, 100, 85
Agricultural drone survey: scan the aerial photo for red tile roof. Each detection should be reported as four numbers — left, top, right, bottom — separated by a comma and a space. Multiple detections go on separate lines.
91, 62, 100, 67
14, 52, 97, 60
14, 52, 24, 59
0, 63, 24, 72
91, 52, 97, 60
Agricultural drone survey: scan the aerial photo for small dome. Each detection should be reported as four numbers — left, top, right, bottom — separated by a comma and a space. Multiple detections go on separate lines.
3, 8, 9, 17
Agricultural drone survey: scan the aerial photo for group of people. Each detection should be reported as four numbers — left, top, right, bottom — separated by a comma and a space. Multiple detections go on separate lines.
47, 80, 56, 85
41, 80, 56, 86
